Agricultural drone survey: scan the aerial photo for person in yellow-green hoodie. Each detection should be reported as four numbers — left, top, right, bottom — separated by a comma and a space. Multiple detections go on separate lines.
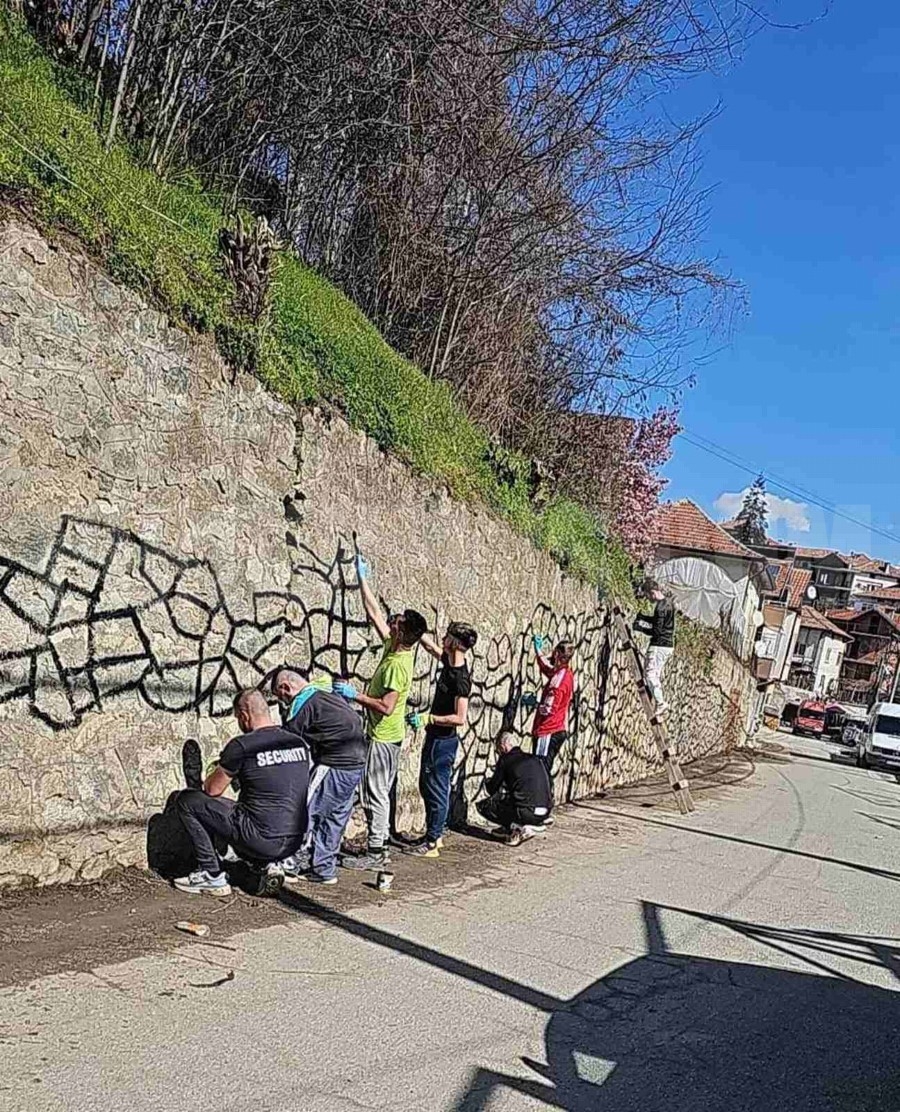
332, 553, 427, 871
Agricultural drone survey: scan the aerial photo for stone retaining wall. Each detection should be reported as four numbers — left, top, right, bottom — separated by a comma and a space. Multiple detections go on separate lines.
0, 215, 755, 887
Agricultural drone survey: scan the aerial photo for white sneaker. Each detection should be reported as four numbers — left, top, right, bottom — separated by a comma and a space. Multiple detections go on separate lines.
173, 870, 232, 896
506, 825, 536, 847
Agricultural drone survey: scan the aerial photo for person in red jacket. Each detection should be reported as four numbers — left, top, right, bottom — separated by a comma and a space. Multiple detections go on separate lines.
523, 636, 575, 784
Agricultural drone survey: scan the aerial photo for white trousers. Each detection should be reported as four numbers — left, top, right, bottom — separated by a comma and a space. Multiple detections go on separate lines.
644, 645, 673, 707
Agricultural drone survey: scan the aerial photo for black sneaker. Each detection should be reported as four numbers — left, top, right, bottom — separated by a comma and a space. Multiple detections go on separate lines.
403, 841, 439, 858
182, 739, 203, 791
339, 850, 388, 871
303, 872, 338, 886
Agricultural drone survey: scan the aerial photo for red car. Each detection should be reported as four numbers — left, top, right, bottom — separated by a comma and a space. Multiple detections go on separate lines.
792, 700, 826, 738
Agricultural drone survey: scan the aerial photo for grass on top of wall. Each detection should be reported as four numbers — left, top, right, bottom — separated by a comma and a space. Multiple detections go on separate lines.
0, 11, 632, 598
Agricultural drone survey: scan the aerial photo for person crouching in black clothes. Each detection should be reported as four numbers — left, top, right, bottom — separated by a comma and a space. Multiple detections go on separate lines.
172, 690, 310, 896
476, 731, 552, 846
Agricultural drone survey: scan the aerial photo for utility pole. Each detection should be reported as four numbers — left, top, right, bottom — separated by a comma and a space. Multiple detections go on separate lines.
889, 644, 900, 703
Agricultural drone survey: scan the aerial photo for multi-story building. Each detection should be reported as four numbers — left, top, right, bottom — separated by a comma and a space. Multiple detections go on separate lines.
755, 563, 811, 685
827, 607, 900, 705
791, 548, 854, 611
786, 607, 852, 696
850, 586, 900, 615
847, 553, 900, 602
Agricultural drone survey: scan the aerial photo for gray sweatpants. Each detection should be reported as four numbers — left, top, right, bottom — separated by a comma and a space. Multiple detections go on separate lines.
360, 740, 401, 850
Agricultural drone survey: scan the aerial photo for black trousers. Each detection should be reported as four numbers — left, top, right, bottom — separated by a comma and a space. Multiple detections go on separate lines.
476, 794, 549, 831
175, 790, 300, 873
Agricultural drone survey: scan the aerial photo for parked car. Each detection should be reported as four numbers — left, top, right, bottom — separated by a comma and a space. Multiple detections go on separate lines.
857, 702, 900, 771
792, 699, 826, 738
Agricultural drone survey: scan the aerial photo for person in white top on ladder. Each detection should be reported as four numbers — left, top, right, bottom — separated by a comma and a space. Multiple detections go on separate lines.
633, 579, 676, 715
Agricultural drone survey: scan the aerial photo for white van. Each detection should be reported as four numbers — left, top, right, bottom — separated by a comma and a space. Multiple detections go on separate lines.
859, 702, 900, 770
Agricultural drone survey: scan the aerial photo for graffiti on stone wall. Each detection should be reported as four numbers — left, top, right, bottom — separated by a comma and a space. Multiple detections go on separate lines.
0, 515, 746, 813
0, 518, 608, 765
0, 516, 374, 730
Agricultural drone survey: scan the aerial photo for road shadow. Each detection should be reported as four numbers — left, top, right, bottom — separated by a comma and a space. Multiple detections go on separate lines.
276, 885, 900, 1111
589, 749, 759, 809
573, 802, 900, 885
457, 950, 900, 1110
455, 905, 900, 1110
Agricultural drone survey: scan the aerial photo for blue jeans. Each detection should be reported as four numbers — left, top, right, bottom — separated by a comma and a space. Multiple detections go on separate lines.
308, 766, 364, 878
419, 733, 459, 844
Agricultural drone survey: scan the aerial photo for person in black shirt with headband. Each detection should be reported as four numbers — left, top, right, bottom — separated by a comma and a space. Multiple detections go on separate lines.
405, 621, 479, 858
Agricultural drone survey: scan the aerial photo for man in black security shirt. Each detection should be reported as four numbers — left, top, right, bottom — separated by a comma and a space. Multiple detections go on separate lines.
174, 689, 309, 896
274, 668, 367, 884
405, 621, 478, 858
476, 731, 552, 846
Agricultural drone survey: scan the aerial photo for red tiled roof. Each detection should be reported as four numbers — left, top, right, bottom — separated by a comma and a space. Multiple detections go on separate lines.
793, 546, 836, 560
654, 501, 761, 561
826, 608, 859, 623
847, 553, 886, 574
771, 564, 813, 610
854, 585, 900, 602
799, 606, 853, 640
829, 606, 900, 636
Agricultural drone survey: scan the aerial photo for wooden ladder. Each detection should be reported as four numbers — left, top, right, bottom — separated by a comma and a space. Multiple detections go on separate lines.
611, 607, 695, 815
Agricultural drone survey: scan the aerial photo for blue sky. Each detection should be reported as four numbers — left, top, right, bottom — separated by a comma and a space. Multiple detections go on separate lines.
660, 2, 900, 561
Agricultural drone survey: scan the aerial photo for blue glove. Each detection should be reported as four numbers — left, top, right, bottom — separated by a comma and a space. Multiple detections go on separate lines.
521, 693, 538, 710
333, 680, 357, 701
406, 711, 433, 729
355, 554, 369, 581
532, 634, 545, 653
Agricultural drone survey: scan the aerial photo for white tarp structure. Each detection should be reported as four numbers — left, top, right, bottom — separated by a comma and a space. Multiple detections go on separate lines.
653, 555, 745, 634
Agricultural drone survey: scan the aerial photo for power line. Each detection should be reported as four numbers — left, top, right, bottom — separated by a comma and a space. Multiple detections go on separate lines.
675, 428, 900, 550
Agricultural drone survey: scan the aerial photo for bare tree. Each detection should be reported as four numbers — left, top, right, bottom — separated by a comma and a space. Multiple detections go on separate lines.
18, 0, 815, 526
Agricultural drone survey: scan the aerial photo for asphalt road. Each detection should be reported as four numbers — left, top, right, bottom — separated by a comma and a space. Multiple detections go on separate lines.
3, 731, 899, 1111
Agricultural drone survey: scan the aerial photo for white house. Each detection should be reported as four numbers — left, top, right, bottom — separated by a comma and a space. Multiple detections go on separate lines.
651, 500, 773, 661
788, 607, 852, 696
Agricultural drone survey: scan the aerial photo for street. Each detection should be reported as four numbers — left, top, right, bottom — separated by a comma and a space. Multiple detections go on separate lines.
2, 732, 899, 1111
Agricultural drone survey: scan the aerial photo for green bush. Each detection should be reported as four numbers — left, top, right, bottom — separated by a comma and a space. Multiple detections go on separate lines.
0, 11, 632, 596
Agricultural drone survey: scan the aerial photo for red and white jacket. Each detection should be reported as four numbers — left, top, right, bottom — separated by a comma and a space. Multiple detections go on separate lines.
532, 657, 574, 737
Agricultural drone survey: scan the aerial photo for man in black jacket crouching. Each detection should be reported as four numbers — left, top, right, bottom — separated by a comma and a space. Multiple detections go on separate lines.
476, 731, 552, 846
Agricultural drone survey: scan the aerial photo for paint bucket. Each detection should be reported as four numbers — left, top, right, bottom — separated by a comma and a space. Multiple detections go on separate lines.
376, 870, 394, 892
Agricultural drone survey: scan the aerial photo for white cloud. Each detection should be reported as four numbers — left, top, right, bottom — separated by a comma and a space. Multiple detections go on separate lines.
714, 489, 811, 534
